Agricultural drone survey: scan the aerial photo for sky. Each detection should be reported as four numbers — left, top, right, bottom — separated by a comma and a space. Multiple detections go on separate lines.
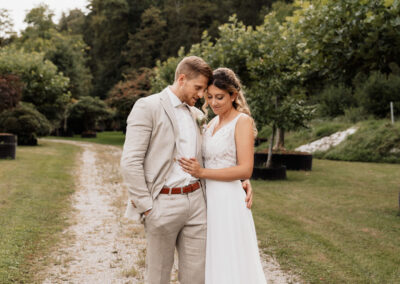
1, 0, 90, 34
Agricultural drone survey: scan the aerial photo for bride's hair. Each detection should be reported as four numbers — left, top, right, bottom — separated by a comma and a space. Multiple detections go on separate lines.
202, 67, 257, 136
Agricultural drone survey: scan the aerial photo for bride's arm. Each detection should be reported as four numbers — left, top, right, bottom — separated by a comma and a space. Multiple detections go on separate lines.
179, 115, 254, 181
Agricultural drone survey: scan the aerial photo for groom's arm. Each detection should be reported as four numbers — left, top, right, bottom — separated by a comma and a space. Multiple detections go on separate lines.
242, 180, 253, 209
120, 98, 153, 214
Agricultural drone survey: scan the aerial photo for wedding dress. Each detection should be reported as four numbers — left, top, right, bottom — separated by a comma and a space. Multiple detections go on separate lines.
203, 113, 267, 284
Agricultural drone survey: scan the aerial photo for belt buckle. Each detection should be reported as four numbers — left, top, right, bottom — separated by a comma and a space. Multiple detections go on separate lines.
180, 186, 184, 194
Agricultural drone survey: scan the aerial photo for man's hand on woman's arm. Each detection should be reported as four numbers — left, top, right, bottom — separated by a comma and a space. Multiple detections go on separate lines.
242, 180, 253, 209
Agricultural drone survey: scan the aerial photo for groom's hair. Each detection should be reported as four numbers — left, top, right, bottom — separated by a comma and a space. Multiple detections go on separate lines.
174, 56, 213, 84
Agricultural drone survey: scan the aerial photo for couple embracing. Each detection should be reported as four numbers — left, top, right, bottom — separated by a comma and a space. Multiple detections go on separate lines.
121, 56, 266, 284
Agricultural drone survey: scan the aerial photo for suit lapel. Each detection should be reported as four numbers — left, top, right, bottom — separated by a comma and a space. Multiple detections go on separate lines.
159, 89, 181, 153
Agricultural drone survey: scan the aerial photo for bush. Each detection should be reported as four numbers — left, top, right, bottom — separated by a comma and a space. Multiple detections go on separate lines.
355, 72, 400, 118
318, 84, 355, 117
343, 107, 367, 123
67, 96, 111, 134
0, 103, 51, 145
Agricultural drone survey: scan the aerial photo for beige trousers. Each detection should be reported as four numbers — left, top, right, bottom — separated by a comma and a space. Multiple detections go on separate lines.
144, 187, 207, 284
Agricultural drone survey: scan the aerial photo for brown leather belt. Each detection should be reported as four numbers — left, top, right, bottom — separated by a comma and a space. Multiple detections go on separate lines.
160, 181, 200, 194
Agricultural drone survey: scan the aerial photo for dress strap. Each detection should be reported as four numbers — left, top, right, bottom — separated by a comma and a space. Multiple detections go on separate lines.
232, 112, 246, 126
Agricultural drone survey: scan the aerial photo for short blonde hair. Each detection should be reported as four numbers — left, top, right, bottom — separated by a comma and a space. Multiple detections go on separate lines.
175, 56, 213, 83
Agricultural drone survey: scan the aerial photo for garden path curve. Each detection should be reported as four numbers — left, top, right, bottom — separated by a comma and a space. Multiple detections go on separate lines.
40, 139, 301, 284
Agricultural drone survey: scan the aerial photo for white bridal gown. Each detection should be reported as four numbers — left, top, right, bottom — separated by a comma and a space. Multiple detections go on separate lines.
203, 113, 267, 284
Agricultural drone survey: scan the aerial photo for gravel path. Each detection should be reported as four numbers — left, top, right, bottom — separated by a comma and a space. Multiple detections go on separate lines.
40, 139, 301, 284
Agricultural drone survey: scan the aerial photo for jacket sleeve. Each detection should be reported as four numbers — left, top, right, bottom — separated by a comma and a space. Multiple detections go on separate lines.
120, 98, 153, 213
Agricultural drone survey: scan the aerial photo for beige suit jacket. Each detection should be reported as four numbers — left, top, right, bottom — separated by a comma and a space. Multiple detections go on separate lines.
120, 88, 205, 218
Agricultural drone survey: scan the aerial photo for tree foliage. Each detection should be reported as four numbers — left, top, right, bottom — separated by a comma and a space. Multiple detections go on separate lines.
17, 5, 92, 98
355, 71, 400, 118
67, 96, 111, 133
125, 7, 167, 69
107, 68, 153, 131
0, 102, 52, 145
0, 47, 70, 125
0, 74, 23, 112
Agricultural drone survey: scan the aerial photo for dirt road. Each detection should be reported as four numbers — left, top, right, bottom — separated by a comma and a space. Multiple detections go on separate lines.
41, 140, 300, 284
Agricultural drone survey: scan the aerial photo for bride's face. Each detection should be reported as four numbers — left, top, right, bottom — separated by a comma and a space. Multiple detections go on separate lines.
206, 84, 235, 115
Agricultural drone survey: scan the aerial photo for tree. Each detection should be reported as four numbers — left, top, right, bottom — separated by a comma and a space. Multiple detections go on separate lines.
287, 0, 400, 90
18, 5, 92, 98
125, 7, 167, 69
22, 4, 56, 40
0, 102, 52, 145
85, 0, 131, 98
0, 74, 23, 112
107, 68, 153, 131
0, 9, 16, 46
67, 96, 111, 134
59, 9, 86, 35
0, 47, 70, 126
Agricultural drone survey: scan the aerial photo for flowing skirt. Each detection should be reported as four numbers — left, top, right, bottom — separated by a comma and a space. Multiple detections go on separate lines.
205, 179, 267, 284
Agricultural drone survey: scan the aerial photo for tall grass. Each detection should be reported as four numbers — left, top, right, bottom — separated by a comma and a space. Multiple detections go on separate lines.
0, 142, 79, 283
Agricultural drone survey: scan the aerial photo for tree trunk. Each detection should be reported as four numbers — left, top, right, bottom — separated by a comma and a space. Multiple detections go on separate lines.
266, 123, 276, 168
274, 127, 285, 151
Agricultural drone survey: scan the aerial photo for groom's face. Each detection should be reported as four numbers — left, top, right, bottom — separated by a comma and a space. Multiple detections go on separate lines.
180, 74, 209, 106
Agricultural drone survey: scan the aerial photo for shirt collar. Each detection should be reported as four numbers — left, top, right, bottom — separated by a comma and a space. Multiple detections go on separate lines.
167, 86, 188, 109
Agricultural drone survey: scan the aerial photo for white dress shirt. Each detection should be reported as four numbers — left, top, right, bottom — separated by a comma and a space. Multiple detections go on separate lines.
164, 87, 199, 187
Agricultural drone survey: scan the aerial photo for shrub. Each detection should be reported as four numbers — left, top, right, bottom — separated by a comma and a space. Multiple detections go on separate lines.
355, 72, 400, 118
0, 103, 51, 145
343, 107, 367, 123
67, 96, 111, 134
318, 84, 355, 117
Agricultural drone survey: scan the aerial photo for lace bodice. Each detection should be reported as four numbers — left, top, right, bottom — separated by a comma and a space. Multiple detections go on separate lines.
202, 113, 246, 169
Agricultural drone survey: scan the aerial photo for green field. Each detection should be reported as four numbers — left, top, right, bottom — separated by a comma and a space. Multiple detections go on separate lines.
0, 142, 79, 283
253, 159, 400, 283
2, 133, 400, 283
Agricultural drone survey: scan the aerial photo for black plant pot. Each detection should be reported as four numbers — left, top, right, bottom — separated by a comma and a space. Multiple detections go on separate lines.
252, 165, 287, 180
0, 133, 17, 159
254, 152, 312, 171
81, 131, 97, 138
254, 137, 268, 147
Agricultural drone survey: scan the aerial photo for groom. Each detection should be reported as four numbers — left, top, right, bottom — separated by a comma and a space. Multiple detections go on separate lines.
120, 56, 252, 284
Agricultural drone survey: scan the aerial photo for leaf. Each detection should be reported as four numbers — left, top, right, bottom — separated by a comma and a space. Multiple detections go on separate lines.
384, 0, 394, 7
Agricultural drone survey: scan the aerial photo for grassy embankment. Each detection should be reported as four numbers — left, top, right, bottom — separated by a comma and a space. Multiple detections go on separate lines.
257, 119, 400, 164
0, 141, 79, 283
253, 159, 400, 283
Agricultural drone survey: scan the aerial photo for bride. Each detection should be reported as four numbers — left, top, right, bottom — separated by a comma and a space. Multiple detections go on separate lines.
179, 68, 267, 284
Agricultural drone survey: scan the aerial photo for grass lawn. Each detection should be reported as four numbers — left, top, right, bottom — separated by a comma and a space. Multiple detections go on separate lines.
44, 131, 125, 147
253, 159, 400, 283
0, 141, 79, 283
